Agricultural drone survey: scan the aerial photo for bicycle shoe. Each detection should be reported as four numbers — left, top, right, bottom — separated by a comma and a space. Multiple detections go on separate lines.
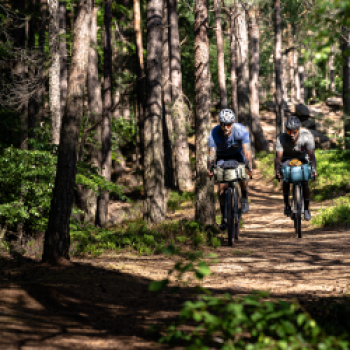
284, 205, 292, 215
304, 210, 312, 221
241, 198, 249, 214
219, 218, 228, 231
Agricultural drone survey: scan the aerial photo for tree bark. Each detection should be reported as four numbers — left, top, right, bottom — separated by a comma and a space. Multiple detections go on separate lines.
287, 23, 294, 102
235, 0, 250, 132
343, 26, 350, 149
274, 0, 284, 137
38, 0, 47, 124
329, 44, 335, 93
49, 0, 61, 145
299, 63, 305, 104
194, 0, 215, 225
213, 0, 227, 109
292, 24, 300, 103
169, 0, 193, 191
59, 2, 68, 119
97, 0, 113, 227
86, 4, 102, 224
42, 0, 92, 264
230, 3, 238, 116
162, 0, 176, 189
248, 6, 269, 151
143, 0, 166, 223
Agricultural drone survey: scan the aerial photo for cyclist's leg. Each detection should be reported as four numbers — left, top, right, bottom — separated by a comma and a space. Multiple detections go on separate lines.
281, 158, 292, 214
219, 182, 228, 229
239, 180, 249, 214
301, 181, 311, 220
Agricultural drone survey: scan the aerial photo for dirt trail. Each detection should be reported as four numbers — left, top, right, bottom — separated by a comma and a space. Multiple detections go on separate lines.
1, 169, 350, 349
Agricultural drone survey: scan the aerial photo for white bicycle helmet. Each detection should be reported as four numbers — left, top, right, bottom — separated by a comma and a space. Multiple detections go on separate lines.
219, 109, 235, 123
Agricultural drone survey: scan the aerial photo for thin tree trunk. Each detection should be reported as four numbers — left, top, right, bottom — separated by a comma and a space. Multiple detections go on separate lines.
59, 2, 68, 118
292, 24, 300, 103
85, 4, 102, 224
230, 3, 238, 116
97, 0, 113, 227
248, 6, 269, 151
329, 44, 335, 93
194, 0, 215, 225
42, 0, 92, 264
235, 0, 250, 131
299, 62, 305, 103
38, 0, 47, 124
143, 0, 165, 223
343, 26, 350, 149
162, 0, 176, 189
282, 48, 288, 103
274, 0, 284, 137
49, 0, 61, 145
213, 0, 227, 109
287, 23, 294, 103
169, 0, 193, 191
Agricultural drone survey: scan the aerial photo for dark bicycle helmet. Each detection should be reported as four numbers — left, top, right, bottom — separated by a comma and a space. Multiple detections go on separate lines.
285, 116, 301, 131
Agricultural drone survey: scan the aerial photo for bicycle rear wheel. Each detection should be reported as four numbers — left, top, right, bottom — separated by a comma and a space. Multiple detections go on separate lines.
226, 188, 234, 246
293, 184, 302, 238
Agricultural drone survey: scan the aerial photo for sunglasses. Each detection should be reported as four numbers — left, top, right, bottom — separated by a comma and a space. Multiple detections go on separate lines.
220, 122, 233, 127
287, 129, 299, 135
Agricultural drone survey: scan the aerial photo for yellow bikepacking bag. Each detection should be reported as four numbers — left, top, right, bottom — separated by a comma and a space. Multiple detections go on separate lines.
214, 164, 247, 183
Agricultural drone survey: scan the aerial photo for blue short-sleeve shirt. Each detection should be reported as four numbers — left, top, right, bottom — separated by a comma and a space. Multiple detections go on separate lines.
208, 123, 250, 162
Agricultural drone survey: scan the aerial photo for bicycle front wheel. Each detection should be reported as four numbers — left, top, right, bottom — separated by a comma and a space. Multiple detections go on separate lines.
226, 188, 234, 246
233, 185, 239, 241
293, 184, 302, 238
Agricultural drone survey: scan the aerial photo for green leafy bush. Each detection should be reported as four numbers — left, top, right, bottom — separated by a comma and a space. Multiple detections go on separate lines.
149, 246, 349, 350
0, 146, 125, 233
167, 191, 195, 211
311, 195, 350, 227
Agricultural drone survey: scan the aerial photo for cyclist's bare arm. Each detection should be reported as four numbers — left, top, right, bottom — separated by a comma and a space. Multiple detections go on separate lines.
307, 149, 317, 176
207, 147, 216, 178
242, 143, 253, 175
275, 151, 283, 178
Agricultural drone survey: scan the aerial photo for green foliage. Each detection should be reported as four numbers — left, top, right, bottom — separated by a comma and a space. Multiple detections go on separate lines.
149, 247, 348, 350
70, 219, 222, 257
167, 191, 196, 211
0, 146, 125, 233
311, 195, 350, 227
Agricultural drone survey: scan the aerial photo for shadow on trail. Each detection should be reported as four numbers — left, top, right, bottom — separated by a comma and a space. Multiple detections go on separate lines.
1, 251, 350, 350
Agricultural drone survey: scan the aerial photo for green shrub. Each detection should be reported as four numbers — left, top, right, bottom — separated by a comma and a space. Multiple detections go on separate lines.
311, 195, 350, 227
167, 191, 195, 211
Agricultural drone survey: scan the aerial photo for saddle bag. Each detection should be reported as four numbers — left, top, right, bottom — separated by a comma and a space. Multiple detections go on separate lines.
281, 164, 312, 183
214, 164, 247, 183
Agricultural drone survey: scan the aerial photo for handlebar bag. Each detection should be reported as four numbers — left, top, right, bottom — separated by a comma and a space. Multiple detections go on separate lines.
281, 164, 312, 183
214, 164, 247, 183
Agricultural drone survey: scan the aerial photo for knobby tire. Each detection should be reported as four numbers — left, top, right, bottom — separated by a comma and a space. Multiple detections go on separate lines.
294, 184, 302, 238
226, 188, 234, 246
233, 184, 239, 240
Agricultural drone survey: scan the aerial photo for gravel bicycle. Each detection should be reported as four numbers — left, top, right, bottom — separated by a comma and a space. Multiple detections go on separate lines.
211, 161, 251, 246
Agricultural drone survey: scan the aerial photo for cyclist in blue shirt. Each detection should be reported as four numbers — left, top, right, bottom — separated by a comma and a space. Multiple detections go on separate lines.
207, 109, 253, 231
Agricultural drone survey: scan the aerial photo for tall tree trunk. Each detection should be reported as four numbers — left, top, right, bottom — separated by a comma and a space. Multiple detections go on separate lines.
343, 26, 350, 149
299, 62, 305, 103
49, 0, 61, 145
235, 0, 250, 132
287, 23, 294, 103
248, 6, 269, 151
86, 4, 102, 224
169, 0, 193, 191
329, 44, 335, 93
230, 3, 238, 116
28, 0, 37, 144
59, 2, 68, 118
292, 25, 300, 103
133, 0, 145, 184
194, 0, 215, 225
97, 0, 113, 227
274, 0, 284, 137
282, 49, 288, 103
38, 0, 47, 124
213, 0, 227, 109
143, 0, 165, 223
42, 0, 92, 264
162, 0, 176, 189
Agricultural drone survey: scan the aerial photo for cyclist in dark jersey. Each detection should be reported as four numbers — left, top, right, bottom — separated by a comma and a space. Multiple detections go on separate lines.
207, 109, 253, 230
275, 116, 318, 220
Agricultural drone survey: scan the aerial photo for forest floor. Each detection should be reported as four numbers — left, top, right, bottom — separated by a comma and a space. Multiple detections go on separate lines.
1, 168, 350, 349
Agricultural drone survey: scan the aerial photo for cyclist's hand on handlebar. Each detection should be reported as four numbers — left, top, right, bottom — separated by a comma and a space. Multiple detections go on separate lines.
207, 169, 214, 179
312, 170, 318, 178
276, 172, 282, 179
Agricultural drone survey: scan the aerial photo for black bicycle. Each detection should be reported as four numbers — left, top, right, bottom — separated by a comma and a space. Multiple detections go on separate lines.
211, 161, 250, 246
